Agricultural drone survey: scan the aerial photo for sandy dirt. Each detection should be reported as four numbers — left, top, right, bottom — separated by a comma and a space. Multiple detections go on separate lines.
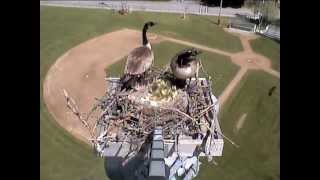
43, 28, 279, 143
43, 29, 163, 143
163, 31, 279, 109
217, 30, 279, 109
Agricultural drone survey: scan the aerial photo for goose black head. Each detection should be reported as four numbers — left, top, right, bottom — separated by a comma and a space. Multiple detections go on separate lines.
147, 21, 157, 27
175, 48, 202, 66
144, 21, 157, 29
180, 48, 202, 61
186, 48, 202, 57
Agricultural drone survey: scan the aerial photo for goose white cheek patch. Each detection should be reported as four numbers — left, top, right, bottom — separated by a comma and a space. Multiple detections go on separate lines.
145, 42, 151, 50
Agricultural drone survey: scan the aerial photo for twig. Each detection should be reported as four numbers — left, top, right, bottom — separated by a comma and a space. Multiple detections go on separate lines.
215, 130, 240, 148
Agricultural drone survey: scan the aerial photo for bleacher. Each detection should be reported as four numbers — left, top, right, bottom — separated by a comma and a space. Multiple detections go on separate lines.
259, 25, 280, 41
229, 17, 256, 32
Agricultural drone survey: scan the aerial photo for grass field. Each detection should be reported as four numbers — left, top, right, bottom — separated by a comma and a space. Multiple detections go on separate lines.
40, 6, 243, 53
196, 71, 280, 180
250, 37, 280, 71
105, 41, 239, 96
41, 6, 279, 180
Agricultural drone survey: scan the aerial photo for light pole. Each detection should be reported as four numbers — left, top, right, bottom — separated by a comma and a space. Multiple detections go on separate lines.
218, 0, 223, 25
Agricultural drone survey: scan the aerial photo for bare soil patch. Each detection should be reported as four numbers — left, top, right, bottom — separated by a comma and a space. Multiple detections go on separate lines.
43, 29, 163, 143
43, 28, 279, 143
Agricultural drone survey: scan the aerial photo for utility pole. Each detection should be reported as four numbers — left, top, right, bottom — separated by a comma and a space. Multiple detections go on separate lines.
218, 0, 223, 25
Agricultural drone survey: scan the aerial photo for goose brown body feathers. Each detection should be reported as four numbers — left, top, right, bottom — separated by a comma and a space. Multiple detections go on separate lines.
125, 46, 154, 75
120, 21, 157, 90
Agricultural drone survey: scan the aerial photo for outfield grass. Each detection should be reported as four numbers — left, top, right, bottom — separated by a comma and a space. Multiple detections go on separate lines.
41, 6, 243, 53
41, 6, 279, 180
196, 71, 280, 180
250, 37, 280, 71
105, 41, 239, 96
40, 107, 107, 180
40, 6, 240, 180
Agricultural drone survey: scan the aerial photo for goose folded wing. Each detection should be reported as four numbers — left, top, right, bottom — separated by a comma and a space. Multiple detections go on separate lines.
125, 47, 153, 75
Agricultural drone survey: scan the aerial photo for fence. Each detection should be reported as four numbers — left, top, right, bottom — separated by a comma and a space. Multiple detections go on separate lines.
229, 16, 256, 32
263, 25, 280, 41
228, 15, 280, 41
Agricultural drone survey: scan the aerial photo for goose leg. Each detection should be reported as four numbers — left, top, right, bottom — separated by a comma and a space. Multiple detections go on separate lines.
187, 77, 192, 89
196, 61, 199, 85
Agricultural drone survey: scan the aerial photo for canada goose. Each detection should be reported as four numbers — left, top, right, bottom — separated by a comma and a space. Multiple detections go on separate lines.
170, 48, 202, 81
120, 21, 157, 90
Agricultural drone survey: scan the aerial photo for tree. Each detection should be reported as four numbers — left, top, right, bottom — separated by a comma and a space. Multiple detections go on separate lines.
244, 0, 279, 27
260, 1, 279, 23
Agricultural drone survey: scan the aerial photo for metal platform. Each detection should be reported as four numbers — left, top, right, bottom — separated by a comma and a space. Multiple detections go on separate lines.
96, 77, 224, 180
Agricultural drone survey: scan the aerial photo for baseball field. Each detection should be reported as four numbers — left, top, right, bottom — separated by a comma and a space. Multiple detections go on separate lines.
41, 6, 280, 180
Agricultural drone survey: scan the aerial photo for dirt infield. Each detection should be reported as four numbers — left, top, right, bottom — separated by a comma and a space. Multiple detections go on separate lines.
217, 30, 279, 108
43, 28, 279, 143
43, 29, 163, 143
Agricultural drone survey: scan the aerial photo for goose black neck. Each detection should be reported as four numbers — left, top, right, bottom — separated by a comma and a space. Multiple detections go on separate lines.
142, 25, 149, 46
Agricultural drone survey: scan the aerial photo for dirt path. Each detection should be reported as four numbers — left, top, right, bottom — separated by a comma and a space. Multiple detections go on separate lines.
162, 31, 279, 109
162, 37, 232, 57
163, 32, 279, 78
43, 28, 279, 143
218, 67, 247, 107
216, 30, 279, 109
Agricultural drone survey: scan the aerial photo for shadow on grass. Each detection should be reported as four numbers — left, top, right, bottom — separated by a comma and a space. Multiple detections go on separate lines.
201, 17, 219, 25
103, 142, 150, 180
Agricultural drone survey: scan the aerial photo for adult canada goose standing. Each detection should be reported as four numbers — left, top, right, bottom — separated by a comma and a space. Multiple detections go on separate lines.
170, 48, 202, 87
120, 21, 157, 90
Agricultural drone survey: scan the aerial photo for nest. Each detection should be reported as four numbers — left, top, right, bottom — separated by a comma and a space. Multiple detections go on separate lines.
92, 66, 217, 154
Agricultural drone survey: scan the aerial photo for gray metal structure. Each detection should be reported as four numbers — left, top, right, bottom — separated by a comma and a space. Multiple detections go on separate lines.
96, 77, 223, 180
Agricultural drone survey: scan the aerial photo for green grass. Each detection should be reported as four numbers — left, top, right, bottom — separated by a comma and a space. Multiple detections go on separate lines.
250, 37, 280, 71
40, 107, 106, 180
105, 41, 239, 96
196, 71, 280, 180
40, 6, 109, 180
40, 6, 239, 180
41, 6, 243, 53
41, 6, 279, 180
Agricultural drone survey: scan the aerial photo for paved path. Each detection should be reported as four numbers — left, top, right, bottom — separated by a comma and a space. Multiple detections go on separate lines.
40, 0, 253, 17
